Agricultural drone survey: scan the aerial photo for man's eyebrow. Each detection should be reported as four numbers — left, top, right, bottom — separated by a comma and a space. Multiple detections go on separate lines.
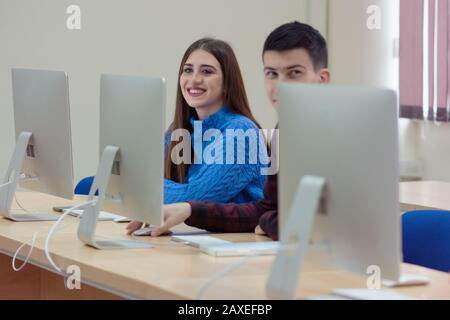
264, 65, 307, 71
286, 64, 306, 70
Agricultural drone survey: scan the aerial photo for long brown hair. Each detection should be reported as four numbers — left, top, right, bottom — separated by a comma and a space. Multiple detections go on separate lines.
165, 38, 262, 183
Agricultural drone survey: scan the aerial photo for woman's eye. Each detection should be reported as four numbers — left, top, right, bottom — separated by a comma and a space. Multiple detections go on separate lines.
183, 67, 193, 74
202, 69, 213, 74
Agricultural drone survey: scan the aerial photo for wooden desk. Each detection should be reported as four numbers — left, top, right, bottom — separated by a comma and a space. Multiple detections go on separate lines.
1, 191, 449, 300
400, 181, 450, 212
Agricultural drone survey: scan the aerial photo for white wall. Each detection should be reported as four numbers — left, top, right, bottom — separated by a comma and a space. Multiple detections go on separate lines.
414, 121, 450, 182
328, 0, 399, 89
8, 0, 440, 185
327, 0, 435, 179
0, 0, 308, 183
328, 0, 450, 182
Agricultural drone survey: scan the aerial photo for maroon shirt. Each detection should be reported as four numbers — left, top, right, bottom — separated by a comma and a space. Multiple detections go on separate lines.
187, 173, 278, 240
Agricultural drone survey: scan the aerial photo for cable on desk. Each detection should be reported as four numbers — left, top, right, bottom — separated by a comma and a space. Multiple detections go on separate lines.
12, 199, 186, 274
194, 244, 296, 300
11, 209, 82, 272
12, 232, 38, 271
13, 194, 30, 212
44, 200, 97, 274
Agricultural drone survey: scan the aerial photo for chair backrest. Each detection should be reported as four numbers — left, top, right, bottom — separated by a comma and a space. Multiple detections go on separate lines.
74, 176, 98, 195
402, 210, 450, 272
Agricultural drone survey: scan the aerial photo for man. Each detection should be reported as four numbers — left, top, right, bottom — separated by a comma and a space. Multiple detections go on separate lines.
127, 21, 330, 240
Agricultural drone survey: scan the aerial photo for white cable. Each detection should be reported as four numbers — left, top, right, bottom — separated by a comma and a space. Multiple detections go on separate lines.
11, 209, 86, 272
44, 200, 96, 274
195, 253, 258, 300
12, 232, 38, 271
14, 194, 30, 212
195, 244, 295, 300
12, 198, 172, 274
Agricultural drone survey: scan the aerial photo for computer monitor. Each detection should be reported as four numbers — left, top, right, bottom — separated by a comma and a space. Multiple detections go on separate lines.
77, 74, 165, 249
267, 84, 401, 298
0, 68, 74, 221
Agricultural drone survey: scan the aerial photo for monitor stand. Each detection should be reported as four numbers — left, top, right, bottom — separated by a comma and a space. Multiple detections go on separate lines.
266, 175, 429, 300
77, 145, 152, 250
266, 175, 327, 299
0, 131, 58, 221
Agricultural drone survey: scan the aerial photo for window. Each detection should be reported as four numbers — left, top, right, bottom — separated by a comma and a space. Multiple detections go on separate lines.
400, 0, 449, 121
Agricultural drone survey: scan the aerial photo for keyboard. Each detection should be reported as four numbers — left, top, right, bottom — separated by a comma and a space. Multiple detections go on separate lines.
8, 213, 58, 221
171, 235, 231, 248
200, 241, 280, 257
63, 209, 129, 222
171, 235, 279, 257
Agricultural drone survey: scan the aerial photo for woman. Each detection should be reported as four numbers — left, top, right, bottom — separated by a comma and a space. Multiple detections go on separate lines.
163, 37, 267, 204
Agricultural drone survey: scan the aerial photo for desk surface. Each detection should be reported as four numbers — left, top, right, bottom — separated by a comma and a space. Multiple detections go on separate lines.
400, 180, 450, 212
1, 191, 449, 299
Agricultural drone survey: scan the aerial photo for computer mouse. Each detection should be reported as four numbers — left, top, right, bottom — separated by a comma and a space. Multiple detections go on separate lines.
132, 226, 172, 236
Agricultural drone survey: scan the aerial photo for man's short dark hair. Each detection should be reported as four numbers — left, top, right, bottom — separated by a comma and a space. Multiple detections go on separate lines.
263, 21, 328, 70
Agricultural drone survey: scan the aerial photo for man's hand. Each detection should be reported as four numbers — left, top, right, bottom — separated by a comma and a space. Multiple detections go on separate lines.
152, 203, 192, 236
254, 224, 266, 236
126, 203, 192, 237
126, 221, 146, 235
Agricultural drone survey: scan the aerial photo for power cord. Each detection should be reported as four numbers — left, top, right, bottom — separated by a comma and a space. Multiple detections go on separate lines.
12, 198, 180, 273
11, 200, 97, 274
12, 232, 38, 271
13, 194, 30, 212
44, 200, 97, 273
195, 243, 295, 300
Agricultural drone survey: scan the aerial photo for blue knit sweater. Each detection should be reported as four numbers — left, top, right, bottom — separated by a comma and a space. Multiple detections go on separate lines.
164, 107, 267, 204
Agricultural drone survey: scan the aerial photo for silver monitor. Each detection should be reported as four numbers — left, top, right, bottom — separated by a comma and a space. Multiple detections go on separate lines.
0, 68, 74, 221
78, 74, 165, 249
267, 84, 401, 298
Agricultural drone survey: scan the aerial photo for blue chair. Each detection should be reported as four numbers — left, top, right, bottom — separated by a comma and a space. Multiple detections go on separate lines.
74, 176, 98, 196
402, 210, 450, 272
